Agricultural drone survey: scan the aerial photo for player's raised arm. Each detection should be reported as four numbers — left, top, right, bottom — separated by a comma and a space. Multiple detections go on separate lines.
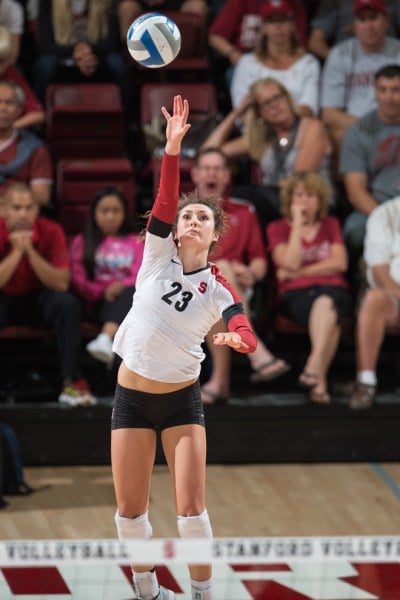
163, 95, 191, 156
150, 96, 191, 228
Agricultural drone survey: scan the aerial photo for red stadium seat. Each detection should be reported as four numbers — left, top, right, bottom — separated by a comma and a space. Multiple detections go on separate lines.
129, 11, 209, 76
45, 83, 125, 163
57, 158, 136, 235
140, 82, 218, 192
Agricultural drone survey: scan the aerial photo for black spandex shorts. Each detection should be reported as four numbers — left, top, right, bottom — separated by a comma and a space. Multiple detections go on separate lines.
279, 285, 352, 328
111, 381, 205, 430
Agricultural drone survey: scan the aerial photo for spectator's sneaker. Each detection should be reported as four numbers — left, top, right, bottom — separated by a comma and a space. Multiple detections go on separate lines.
86, 333, 113, 363
349, 382, 376, 410
58, 379, 97, 406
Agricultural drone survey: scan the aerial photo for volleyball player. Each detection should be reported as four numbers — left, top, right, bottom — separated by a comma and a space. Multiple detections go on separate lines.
111, 95, 257, 600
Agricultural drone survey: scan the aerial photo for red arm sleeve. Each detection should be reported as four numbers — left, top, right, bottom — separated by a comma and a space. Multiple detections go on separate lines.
227, 312, 257, 354
148, 153, 180, 233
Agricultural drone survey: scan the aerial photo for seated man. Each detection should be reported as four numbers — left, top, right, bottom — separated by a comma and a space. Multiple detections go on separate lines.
339, 64, 400, 274
350, 195, 400, 409
0, 25, 45, 129
191, 147, 290, 404
308, 0, 400, 61
0, 80, 52, 216
320, 0, 400, 153
0, 183, 96, 406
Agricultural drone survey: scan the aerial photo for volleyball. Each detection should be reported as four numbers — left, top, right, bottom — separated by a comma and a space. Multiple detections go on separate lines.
126, 13, 181, 68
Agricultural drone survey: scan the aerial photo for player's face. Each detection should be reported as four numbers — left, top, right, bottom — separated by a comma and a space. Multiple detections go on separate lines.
290, 184, 320, 222
176, 203, 218, 249
375, 76, 400, 121
191, 153, 230, 198
94, 194, 126, 236
354, 10, 388, 50
5, 190, 38, 231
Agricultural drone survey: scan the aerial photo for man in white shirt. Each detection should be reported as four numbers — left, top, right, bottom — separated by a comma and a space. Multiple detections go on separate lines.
350, 196, 400, 409
321, 0, 400, 152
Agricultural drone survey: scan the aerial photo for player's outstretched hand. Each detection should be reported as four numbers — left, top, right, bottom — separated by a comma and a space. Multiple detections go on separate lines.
212, 332, 249, 351
162, 95, 191, 156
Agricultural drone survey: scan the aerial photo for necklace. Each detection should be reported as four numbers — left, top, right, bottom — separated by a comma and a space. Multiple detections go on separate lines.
278, 136, 289, 148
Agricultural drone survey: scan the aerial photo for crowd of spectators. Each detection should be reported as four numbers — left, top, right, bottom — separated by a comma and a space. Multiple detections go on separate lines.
0, 0, 400, 411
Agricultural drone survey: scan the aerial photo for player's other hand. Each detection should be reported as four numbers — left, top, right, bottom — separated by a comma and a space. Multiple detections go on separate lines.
212, 332, 249, 350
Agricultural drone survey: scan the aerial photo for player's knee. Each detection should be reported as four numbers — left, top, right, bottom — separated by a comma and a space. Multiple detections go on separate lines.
177, 508, 213, 539
114, 510, 153, 539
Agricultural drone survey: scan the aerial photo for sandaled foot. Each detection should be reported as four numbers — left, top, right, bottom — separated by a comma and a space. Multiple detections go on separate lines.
298, 371, 318, 389
250, 357, 291, 383
200, 387, 228, 405
308, 388, 331, 404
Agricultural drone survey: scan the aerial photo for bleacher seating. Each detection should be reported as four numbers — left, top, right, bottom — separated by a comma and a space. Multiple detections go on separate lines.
45, 83, 125, 163
56, 158, 136, 235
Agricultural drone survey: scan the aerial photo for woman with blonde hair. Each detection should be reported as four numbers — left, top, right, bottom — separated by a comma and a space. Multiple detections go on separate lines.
202, 77, 333, 229
267, 172, 352, 404
230, 0, 320, 117
33, 0, 129, 111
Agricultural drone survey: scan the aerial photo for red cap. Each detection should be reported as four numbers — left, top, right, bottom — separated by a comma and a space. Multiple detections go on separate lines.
261, 0, 294, 20
353, 0, 387, 16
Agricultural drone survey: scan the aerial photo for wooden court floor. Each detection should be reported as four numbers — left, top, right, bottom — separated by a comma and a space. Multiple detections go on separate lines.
0, 463, 399, 599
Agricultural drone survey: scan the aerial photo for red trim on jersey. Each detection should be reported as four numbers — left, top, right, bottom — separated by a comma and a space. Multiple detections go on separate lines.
228, 313, 257, 353
212, 264, 257, 353
151, 153, 180, 225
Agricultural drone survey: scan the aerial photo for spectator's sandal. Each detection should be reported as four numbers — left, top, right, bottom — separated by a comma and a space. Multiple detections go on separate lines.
298, 371, 318, 389
200, 388, 228, 405
250, 358, 291, 383
308, 389, 331, 404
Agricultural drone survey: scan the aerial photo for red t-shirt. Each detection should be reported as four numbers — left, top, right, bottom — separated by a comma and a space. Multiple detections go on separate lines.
0, 131, 52, 197
210, 196, 265, 263
0, 65, 43, 114
267, 216, 348, 295
210, 0, 307, 53
0, 217, 70, 295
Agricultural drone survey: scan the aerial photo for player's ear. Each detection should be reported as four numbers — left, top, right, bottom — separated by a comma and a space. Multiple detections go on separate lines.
212, 232, 219, 242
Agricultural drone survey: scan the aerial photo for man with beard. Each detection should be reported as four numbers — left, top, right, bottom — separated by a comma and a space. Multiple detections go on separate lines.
191, 147, 290, 404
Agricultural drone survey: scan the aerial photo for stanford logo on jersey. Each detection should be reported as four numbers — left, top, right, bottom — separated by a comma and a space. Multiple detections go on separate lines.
198, 282, 207, 293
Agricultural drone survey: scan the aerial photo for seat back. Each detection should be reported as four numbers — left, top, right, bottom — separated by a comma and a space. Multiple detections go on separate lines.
46, 83, 125, 163
129, 11, 208, 73
164, 11, 208, 66
140, 82, 218, 193
57, 158, 136, 234
140, 82, 217, 125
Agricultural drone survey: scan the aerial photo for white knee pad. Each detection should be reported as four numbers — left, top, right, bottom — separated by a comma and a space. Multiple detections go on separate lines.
177, 508, 213, 539
114, 510, 153, 540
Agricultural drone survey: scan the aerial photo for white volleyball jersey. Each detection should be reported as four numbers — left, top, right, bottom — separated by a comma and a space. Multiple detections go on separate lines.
113, 230, 242, 383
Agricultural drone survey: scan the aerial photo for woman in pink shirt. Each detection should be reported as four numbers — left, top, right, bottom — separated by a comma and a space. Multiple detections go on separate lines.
267, 172, 351, 404
70, 186, 144, 363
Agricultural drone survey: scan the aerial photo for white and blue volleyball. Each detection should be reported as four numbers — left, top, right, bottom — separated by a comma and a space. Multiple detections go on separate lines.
127, 13, 181, 68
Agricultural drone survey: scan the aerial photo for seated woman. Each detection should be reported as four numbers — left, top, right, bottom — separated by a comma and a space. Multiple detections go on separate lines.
33, 0, 130, 112
69, 186, 144, 364
230, 0, 320, 117
117, 0, 208, 39
267, 172, 352, 404
202, 77, 333, 230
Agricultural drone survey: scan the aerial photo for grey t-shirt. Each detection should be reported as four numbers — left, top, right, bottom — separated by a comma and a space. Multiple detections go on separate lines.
321, 37, 400, 117
311, 0, 400, 44
339, 110, 400, 203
